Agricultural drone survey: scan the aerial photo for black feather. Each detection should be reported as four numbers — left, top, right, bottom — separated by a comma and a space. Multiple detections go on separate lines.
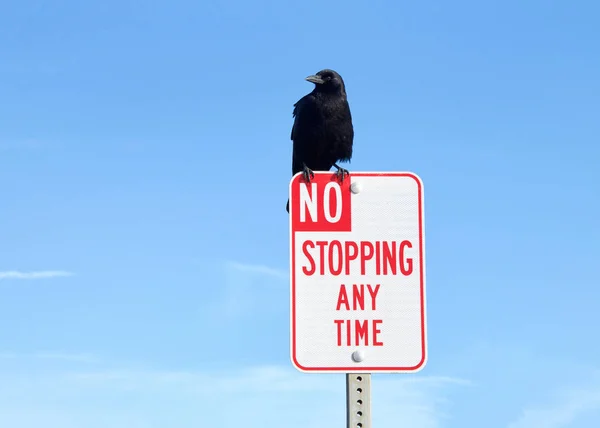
286, 69, 354, 213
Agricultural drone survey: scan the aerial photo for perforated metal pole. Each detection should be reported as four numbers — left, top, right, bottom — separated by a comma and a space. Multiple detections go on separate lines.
346, 373, 371, 428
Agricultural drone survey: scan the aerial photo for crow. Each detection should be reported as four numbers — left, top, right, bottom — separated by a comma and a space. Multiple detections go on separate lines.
286, 69, 354, 213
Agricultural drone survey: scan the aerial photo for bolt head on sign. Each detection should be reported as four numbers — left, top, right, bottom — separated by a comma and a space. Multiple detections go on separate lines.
289, 171, 427, 373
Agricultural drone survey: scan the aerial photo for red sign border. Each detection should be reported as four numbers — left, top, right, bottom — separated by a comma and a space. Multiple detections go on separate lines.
289, 171, 427, 373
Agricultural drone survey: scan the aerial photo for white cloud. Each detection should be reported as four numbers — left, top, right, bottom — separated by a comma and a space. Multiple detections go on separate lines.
68, 366, 467, 428
0, 351, 99, 363
373, 374, 472, 428
225, 261, 288, 280
67, 365, 340, 393
0, 360, 468, 428
208, 261, 289, 319
0, 352, 18, 359
507, 377, 600, 428
0, 139, 47, 151
0, 271, 74, 280
32, 352, 100, 363
65, 365, 469, 427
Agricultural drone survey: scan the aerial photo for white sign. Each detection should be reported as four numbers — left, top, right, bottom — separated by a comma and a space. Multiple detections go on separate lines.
289, 172, 427, 373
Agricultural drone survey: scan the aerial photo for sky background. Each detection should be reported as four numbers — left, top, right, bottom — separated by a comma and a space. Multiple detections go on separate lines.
1, 0, 599, 427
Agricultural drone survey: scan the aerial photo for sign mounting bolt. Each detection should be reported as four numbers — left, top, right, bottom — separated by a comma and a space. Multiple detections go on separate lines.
352, 350, 365, 362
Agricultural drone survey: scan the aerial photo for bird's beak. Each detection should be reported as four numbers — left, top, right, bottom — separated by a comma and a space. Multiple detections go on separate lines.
305, 75, 325, 84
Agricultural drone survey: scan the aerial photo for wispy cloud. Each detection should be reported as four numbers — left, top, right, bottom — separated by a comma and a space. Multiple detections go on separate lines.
0, 271, 74, 280
0, 359, 469, 428
374, 374, 472, 428
225, 261, 288, 280
67, 363, 470, 428
32, 352, 100, 363
0, 352, 18, 359
208, 261, 289, 319
507, 375, 600, 428
0, 140, 47, 151
0, 352, 99, 363
68, 365, 340, 393
0, 62, 61, 75
68, 364, 468, 390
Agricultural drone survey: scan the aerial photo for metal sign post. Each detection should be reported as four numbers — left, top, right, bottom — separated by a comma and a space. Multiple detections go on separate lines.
347, 373, 371, 428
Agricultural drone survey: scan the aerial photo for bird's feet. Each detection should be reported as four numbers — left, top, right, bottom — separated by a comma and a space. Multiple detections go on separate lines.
334, 165, 350, 182
302, 164, 315, 182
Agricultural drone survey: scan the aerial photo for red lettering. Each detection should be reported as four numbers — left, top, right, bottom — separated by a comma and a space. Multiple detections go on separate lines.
301, 240, 315, 275
329, 240, 343, 275
334, 319, 344, 346
337, 284, 379, 311
352, 284, 364, 310
355, 320, 369, 345
336, 285, 350, 311
346, 318, 351, 345
383, 241, 396, 275
367, 284, 380, 310
315, 241, 327, 275
399, 240, 413, 276
373, 320, 383, 346
344, 241, 358, 275
299, 240, 414, 276
333, 319, 384, 346
375, 241, 381, 275
360, 242, 374, 274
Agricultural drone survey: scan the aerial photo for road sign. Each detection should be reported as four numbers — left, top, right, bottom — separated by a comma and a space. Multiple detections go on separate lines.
289, 171, 427, 373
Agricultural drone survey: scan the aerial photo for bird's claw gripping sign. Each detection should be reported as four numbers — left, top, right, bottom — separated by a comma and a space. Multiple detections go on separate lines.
289, 171, 427, 373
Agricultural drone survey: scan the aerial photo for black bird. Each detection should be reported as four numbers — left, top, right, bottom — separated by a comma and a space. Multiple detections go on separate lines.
286, 69, 354, 213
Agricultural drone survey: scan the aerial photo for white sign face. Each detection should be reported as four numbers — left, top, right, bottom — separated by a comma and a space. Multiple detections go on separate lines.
289, 172, 427, 373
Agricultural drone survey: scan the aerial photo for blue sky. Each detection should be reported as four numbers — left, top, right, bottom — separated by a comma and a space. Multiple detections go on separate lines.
1, 0, 599, 426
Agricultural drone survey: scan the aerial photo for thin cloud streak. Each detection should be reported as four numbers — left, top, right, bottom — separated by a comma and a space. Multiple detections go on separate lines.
0, 271, 75, 280
215, 261, 289, 319
226, 261, 288, 280
0, 140, 47, 151
65, 365, 468, 428
0, 352, 18, 359
0, 363, 469, 428
33, 352, 100, 363
67, 364, 469, 396
507, 381, 600, 428
0, 352, 99, 363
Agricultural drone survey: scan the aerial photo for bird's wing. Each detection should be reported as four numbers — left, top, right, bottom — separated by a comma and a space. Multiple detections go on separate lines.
291, 94, 316, 141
